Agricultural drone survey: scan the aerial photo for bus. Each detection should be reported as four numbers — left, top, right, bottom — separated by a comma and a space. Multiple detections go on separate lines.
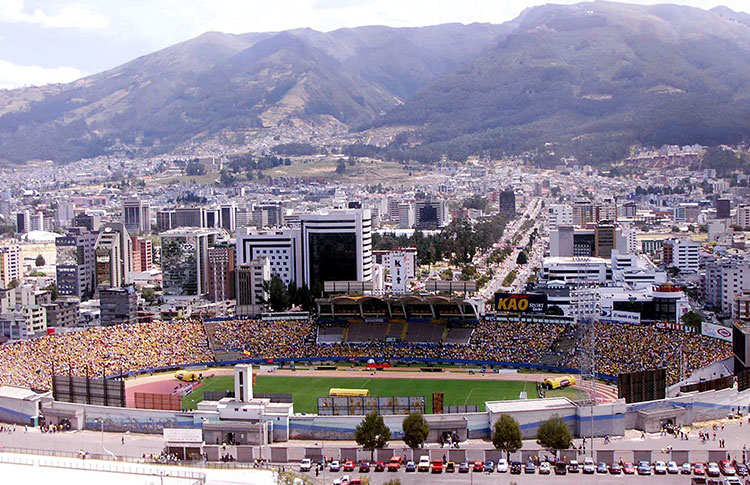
329, 388, 370, 397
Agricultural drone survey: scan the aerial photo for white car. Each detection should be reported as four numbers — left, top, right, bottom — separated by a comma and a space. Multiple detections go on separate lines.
496, 458, 508, 473
654, 461, 667, 474
539, 462, 551, 474
300, 458, 312, 472
707, 462, 721, 477
329, 461, 340, 472
418, 455, 431, 472
582, 457, 596, 474
666, 461, 679, 474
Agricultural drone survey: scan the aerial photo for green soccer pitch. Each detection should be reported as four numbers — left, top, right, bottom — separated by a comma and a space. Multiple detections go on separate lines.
181, 375, 585, 413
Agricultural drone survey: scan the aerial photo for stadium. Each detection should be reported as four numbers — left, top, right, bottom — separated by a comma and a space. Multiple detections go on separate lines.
0, 292, 745, 452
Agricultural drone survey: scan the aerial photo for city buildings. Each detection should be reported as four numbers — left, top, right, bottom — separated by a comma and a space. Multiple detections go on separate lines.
160, 227, 221, 296
236, 229, 302, 287
55, 227, 97, 301
207, 243, 235, 302
0, 244, 21, 288
236, 258, 270, 316
122, 197, 151, 234
99, 285, 137, 326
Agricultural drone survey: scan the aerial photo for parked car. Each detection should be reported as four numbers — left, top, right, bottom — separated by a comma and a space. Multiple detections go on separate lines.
682, 463, 693, 475
667, 461, 680, 474
623, 462, 636, 475
329, 461, 341, 472
554, 461, 568, 475
387, 457, 401, 471
723, 478, 742, 485
597, 462, 608, 474
405, 461, 416, 472
300, 458, 312, 472
583, 457, 596, 474
472, 460, 484, 472
431, 460, 443, 473
374, 461, 385, 472
511, 461, 523, 474
358, 461, 370, 473
707, 462, 721, 477
638, 461, 652, 475
654, 461, 668, 474
609, 463, 622, 474
484, 460, 494, 472
525, 461, 536, 474
736, 464, 748, 477
694, 463, 706, 475
720, 460, 736, 476
445, 461, 455, 473
417, 456, 430, 472
458, 462, 470, 473
568, 460, 580, 473
539, 462, 551, 475
496, 458, 508, 473
343, 460, 355, 472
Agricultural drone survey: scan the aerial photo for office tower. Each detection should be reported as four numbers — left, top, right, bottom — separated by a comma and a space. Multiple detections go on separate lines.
716, 198, 731, 220
56, 227, 97, 301
300, 209, 372, 288
42, 300, 79, 328
220, 203, 237, 232
550, 226, 574, 257
415, 199, 446, 229
573, 200, 595, 227
15, 211, 29, 234
236, 258, 270, 316
122, 197, 151, 234
0, 191, 10, 219
207, 243, 235, 302
205, 208, 220, 228
736, 204, 750, 229
156, 208, 207, 231
397, 203, 413, 229
56, 202, 75, 228
236, 228, 302, 286
160, 228, 220, 296
95, 224, 132, 289
594, 221, 616, 259
498, 189, 516, 216
0, 244, 21, 288
99, 285, 137, 326
622, 201, 637, 218
131, 236, 153, 272
72, 212, 102, 232
548, 204, 573, 230
662, 238, 700, 273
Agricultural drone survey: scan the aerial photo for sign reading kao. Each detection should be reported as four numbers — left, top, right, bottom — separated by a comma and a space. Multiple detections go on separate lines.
494, 292, 548, 313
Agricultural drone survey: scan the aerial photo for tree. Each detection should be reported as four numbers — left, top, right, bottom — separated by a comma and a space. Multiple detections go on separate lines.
336, 159, 347, 174
516, 251, 528, 265
681, 311, 703, 330
7, 279, 18, 289
263, 275, 290, 312
536, 414, 573, 450
355, 411, 390, 458
402, 413, 429, 448
35, 254, 45, 267
492, 414, 523, 458
142, 287, 158, 305
276, 471, 315, 485
43, 283, 58, 301
382, 480, 402, 485
185, 160, 206, 176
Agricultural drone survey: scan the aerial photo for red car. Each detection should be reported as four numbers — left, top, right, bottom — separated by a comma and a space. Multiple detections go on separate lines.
720, 460, 736, 476
387, 456, 402, 471
473, 460, 484, 472
374, 461, 385, 472
343, 460, 355, 471
694, 463, 706, 475
623, 462, 635, 475
431, 460, 443, 473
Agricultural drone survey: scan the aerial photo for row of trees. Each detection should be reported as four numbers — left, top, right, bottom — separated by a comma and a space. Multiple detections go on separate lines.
355, 411, 572, 456
262, 276, 320, 312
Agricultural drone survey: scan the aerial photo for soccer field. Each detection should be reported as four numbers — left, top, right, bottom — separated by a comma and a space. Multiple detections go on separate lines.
182, 375, 585, 413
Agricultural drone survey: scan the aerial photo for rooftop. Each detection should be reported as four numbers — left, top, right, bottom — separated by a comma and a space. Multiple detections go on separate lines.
485, 397, 575, 414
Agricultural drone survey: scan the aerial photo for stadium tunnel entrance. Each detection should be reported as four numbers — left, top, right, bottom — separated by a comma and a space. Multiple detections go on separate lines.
427, 416, 468, 444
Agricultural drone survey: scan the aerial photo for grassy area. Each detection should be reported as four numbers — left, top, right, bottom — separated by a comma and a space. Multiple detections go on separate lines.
182, 375, 586, 413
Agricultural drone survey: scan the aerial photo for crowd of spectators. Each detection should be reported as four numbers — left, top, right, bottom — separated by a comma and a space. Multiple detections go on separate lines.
0, 320, 213, 390
0, 316, 734, 392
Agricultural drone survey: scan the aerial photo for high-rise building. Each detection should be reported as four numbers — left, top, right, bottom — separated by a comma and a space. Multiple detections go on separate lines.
498, 189, 516, 216
207, 243, 235, 302
549, 226, 574, 257
236, 258, 270, 316
548, 205, 573, 230
156, 208, 207, 231
622, 201, 637, 219
705, 261, 750, 316
42, 300, 79, 328
716, 198, 731, 220
95, 223, 132, 289
397, 203, 413, 229
160, 227, 220, 296
72, 212, 102, 232
414, 199, 446, 229
131, 236, 153, 273
0, 244, 21, 288
56, 227, 97, 301
736, 204, 750, 229
56, 202, 75, 228
595, 221, 617, 259
573, 200, 595, 227
122, 197, 151, 234
236, 228, 302, 286
662, 238, 700, 273
300, 209, 372, 288
220, 203, 237, 232
100, 285, 137, 326
16, 211, 29, 234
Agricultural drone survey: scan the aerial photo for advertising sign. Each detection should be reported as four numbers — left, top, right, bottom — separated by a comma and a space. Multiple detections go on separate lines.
494, 293, 548, 313
701, 321, 733, 342
163, 428, 203, 443
599, 308, 641, 324
390, 251, 408, 295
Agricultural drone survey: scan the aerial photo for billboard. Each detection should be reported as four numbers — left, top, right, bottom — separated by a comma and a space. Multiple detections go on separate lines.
701, 322, 733, 342
599, 309, 641, 324
390, 252, 408, 295
494, 293, 548, 313
617, 368, 666, 404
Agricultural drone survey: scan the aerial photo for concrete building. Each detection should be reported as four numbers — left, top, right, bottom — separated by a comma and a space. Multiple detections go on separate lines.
95, 224, 133, 289
300, 209, 372, 288
99, 285, 137, 326
236, 258, 270, 317
397, 203, 414, 229
157, 208, 207, 232
56, 227, 97, 301
548, 204, 573, 230
236, 228, 301, 287
498, 189, 516, 216
549, 226, 574, 258
55, 202, 75, 228
22, 305, 47, 334
220, 203, 237, 232
736, 204, 750, 229
132, 236, 153, 272
42, 300, 79, 328
594, 221, 616, 259
0, 244, 21, 288
414, 199, 445, 229
122, 197, 151, 234
207, 243, 235, 302
160, 228, 221, 296
72, 212, 101, 232
15, 211, 29, 234
716, 198, 731, 220
541, 257, 610, 284
662, 238, 700, 273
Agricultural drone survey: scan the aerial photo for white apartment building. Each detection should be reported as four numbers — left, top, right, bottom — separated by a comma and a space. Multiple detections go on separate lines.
735, 204, 750, 229
0, 244, 21, 288
235, 228, 302, 286
548, 204, 573, 230
665, 238, 700, 273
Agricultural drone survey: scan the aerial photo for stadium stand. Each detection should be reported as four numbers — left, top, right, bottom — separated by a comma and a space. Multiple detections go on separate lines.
443, 327, 474, 344
317, 326, 345, 344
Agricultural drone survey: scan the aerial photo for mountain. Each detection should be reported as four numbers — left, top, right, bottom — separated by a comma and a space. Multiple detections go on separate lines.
0, 23, 508, 164
377, 1, 750, 164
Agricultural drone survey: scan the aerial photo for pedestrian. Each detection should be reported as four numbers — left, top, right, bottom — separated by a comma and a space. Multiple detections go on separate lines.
121, 436, 125, 445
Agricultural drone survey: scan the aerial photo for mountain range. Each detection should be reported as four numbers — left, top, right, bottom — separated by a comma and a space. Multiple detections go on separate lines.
2, 1, 750, 165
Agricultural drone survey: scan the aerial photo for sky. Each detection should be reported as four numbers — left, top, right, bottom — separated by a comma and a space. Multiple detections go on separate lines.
0, 0, 748, 89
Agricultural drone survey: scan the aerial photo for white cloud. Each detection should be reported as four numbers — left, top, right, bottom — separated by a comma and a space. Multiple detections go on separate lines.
0, 0, 109, 29
0, 59, 86, 89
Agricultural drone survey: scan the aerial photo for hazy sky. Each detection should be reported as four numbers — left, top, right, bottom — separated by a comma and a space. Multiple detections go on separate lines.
0, 0, 748, 89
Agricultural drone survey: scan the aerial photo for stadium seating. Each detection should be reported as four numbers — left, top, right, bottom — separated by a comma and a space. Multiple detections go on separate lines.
346, 322, 388, 343
317, 326, 345, 344
404, 322, 445, 343
443, 327, 474, 344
